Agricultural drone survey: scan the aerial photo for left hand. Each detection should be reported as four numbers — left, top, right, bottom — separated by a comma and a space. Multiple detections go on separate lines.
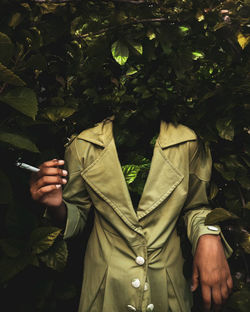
192, 234, 233, 311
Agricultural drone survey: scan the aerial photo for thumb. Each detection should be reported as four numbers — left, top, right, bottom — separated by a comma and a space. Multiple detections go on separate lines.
191, 264, 199, 292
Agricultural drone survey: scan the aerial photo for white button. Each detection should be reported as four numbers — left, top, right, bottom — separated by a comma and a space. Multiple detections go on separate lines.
127, 304, 136, 311
146, 303, 154, 311
144, 282, 149, 291
207, 225, 219, 231
131, 278, 140, 288
135, 256, 145, 265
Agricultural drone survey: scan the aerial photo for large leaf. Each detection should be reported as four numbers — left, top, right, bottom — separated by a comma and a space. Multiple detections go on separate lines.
0, 87, 38, 119
0, 32, 14, 64
0, 62, 26, 86
0, 131, 39, 153
0, 253, 32, 284
43, 106, 77, 122
0, 238, 26, 258
39, 239, 68, 271
122, 165, 141, 185
30, 227, 62, 254
240, 232, 250, 254
205, 208, 239, 225
216, 118, 234, 141
227, 290, 250, 312
111, 41, 129, 65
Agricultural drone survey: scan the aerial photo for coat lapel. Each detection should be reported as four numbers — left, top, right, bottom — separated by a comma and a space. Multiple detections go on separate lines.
79, 118, 141, 234
137, 121, 197, 220
136, 141, 184, 220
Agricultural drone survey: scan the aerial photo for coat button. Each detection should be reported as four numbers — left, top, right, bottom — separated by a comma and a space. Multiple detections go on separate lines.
131, 278, 141, 288
144, 282, 149, 291
207, 225, 219, 231
127, 304, 136, 311
135, 256, 145, 265
146, 303, 154, 311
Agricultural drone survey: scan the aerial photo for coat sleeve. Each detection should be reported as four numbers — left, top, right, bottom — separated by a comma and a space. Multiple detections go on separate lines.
62, 138, 92, 240
183, 140, 232, 258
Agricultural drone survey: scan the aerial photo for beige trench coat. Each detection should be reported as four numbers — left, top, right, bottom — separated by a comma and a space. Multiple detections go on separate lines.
62, 118, 232, 312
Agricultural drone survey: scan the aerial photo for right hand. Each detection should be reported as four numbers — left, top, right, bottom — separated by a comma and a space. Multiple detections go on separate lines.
30, 159, 68, 208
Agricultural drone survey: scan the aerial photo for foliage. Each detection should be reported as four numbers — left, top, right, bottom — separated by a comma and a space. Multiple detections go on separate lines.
0, 0, 249, 311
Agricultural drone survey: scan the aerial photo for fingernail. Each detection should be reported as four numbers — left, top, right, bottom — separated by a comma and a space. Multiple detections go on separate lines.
58, 160, 64, 165
56, 184, 61, 188
62, 170, 68, 176
62, 178, 67, 184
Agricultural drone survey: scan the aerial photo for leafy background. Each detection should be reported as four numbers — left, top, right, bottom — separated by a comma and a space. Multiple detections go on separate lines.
0, 0, 249, 311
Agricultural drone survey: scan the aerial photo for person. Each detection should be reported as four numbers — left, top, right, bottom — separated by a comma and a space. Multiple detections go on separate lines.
30, 111, 233, 312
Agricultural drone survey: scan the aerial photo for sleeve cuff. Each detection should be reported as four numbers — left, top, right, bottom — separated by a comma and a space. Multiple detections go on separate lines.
192, 224, 233, 258
63, 200, 81, 240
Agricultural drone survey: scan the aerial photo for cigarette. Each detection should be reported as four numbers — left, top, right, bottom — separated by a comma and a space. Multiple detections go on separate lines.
16, 162, 40, 173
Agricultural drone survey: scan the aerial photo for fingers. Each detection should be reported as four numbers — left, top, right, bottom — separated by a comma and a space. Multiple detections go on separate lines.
30, 159, 67, 199
35, 176, 67, 189
38, 167, 68, 178
226, 275, 233, 294
40, 159, 64, 169
191, 264, 199, 292
201, 284, 211, 311
212, 285, 222, 311
30, 159, 65, 182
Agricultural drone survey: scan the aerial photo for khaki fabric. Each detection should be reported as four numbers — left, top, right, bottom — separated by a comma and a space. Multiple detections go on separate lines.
62, 118, 232, 312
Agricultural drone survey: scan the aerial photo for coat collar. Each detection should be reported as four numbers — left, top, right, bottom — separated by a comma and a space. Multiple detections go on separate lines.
158, 122, 197, 148
79, 118, 198, 229
77, 117, 196, 148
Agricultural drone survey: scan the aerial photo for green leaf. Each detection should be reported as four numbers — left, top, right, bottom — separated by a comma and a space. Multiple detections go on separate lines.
179, 26, 189, 33
205, 208, 239, 225
240, 232, 250, 254
126, 67, 138, 76
216, 118, 234, 141
129, 41, 143, 55
192, 51, 204, 60
0, 32, 14, 64
147, 30, 156, 40
0, 87, 38, 119
8, 12, 23, 29
209, 182, 219, 200
227, 290, 250, 312
55, 282, 77, 300
122, 165, 141, 185
0, 131, 39, 153
0, 62, 26, 86
39, 239, 68, 271
245, 202, 250, 210
214, 163, 235, 181
43, 106, 77, 122
0, 239, 25, 258
0, 254, 31, 284
30, 227, 62, 254
111, 41, 129, 65
237, 33, 250, 49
